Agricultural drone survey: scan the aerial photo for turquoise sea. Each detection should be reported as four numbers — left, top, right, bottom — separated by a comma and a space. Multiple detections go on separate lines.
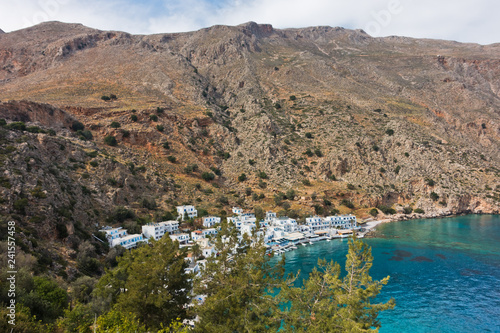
277, 215, 500, 333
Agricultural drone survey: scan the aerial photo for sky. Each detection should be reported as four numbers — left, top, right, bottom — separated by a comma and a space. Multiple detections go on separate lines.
0, 0, 499, 45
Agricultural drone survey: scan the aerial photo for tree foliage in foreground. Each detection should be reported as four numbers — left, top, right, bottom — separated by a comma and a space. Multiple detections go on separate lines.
93, 236, 191, 331
193, 222, 285, 332
278, 237, 395, 332
193, 225, 394, 332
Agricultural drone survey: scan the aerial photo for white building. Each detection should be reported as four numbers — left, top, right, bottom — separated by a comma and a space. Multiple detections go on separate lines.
241, 224, 256, 237
265, 211, 277, 224
202, 246, 216, 258
228, 212, 256, 230
111, 234, 146, 249
170, 233, 190, 244
203, 216, 221, 228
141, 221, 179, 241
202, 228, 218, 238
272, 217, 298, 233
176, 205, 198, 220
191, 230, 204, 242
324, 215, 357, 229
100, 227, 127, 241
306, 216, 323, 231
100, 227, 146, 249
232, 207, 243, 215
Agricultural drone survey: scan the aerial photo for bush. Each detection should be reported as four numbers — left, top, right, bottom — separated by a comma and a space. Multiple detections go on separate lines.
302, 179, 311, 186
394, 165, 401, 174
141, 198, 157, 210
14, 198, 29, 215
110, 121, 121, 128
238, 173, 247, 182
121, 129, 130, 138
131, 114, 138, 122
289, 95, 296, 101
156, 125, 164, 132
403, 206, 413, 214
248, 159, 256, 166
404, 152, 409, 157
162, 142, 170, 149
304, 149, 314, 157
109, 94, 117, 100
257, 171, 268, 179
210, 167, 221, 176
167, 156, 176, 163
101, 95, 111, 101
201, 172, 215, 181
77, 130, 93, 140
104, 136, 117, 146
379, 167, 386, 173
372, 145, 379, 152
430, 192, 439, 201
347, 183, 355, 190
426, 179, 435, 186
6, 121, 27, 131
378, 205, 396, 215
0, 118, 6, 126
112, 206, 135, 222
305, 132, 313, 139
218, 196, 229, 205
89, 160, 98, 167
385, 129, 394, 136
369, 208, 378, 217
340, 199, 354, 209
285, 189, 296, 200
414, 208, 425, 214
149, 114, 158, 122
314, 149, 323, 157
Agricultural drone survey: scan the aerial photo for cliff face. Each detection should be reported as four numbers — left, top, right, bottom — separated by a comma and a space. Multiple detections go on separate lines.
0, 22, 498, 271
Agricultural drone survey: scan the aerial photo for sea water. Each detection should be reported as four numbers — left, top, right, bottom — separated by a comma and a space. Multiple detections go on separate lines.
278, 215, 500, 332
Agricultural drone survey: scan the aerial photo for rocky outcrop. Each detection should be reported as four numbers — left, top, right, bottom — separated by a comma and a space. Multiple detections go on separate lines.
0, 100, 76, 130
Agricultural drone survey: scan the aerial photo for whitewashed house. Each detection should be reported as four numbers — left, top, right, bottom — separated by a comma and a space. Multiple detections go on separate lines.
141, 221, 179, 240
265, 211, 277, 224
306, 216, 323, 231
176, 205, 198, 220
191, 230, 204, 242
170, 233, 190, 244
324, 215, 357, 229
272, 217, 298, 233
203, 216, 221, 228
202, 246, 216, 258
232, 207, 243, 215
241, 224, 256, 237
112, 234, 146, 249
100, 227, 127, 241
202, 228, 218, 238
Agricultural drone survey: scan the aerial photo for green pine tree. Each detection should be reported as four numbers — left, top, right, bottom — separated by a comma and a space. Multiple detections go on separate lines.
94, 237, 191, 330
278, 236, 395, 332
193, 224, 285, 332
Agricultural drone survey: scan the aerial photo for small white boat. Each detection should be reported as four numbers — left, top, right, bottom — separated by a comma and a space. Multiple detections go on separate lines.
301, 243, 307, 246
290, 246, 298, 250
326, 238, 331, 242
309, 241, 313, 245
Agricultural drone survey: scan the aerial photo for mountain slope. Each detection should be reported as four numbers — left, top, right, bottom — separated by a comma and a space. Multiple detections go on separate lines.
0, 22, 499, 276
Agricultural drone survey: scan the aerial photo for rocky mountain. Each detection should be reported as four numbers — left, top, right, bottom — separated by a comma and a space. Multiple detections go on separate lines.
0, 21, 498, 276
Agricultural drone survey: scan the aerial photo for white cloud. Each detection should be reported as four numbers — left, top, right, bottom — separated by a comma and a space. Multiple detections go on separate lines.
0, 0, 498, 44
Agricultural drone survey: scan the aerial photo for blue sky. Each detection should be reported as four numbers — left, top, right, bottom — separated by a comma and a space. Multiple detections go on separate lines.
1, 0, 499, 44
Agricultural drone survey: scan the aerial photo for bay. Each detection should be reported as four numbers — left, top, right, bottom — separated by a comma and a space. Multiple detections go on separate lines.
276, 214, 500, 332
